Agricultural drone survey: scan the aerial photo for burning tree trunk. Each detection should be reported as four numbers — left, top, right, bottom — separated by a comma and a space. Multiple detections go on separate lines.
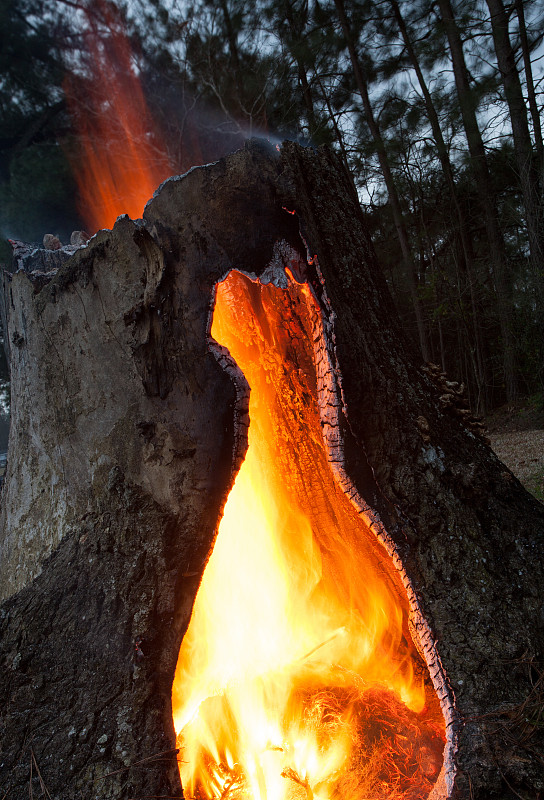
0, 141, 543, 800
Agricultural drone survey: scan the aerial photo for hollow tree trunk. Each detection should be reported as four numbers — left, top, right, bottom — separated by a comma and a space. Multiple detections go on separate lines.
0, 141, 543, 800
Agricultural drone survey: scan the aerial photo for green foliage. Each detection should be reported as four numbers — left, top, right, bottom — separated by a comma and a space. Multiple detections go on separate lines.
0, 0, 64, 124
0, 0, 80, 241
0, 143, 80, 242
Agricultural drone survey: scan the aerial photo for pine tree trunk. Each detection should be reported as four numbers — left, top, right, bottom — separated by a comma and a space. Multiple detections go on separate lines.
486, 0, 544, 327
389, 0, 488, 412
0, 141, 543, 800
515, 0, 544, 175
334, 0, 430, 362
437, 0, 518, 402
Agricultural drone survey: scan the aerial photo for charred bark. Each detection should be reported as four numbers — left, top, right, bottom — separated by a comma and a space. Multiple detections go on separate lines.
279, 142, 544, 799
0, 140, 543, 800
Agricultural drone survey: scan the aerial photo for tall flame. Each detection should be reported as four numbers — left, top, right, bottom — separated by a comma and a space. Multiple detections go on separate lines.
64, 3, 174, 232
63, 17, 445, 781
173, 271, 445, 799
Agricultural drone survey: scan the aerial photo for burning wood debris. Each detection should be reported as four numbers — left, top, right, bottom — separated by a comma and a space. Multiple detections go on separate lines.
42, 231, 90, 250
4, 236, 90, 298
181, 669, 444, 800
173, 269, 446, 800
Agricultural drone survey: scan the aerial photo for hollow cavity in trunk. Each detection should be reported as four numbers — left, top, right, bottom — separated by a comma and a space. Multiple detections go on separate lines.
172, 270, 445, 800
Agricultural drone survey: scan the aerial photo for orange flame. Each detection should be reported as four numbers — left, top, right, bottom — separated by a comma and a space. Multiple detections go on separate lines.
64, 17, 445, 779
64, 3, 174, 232
172, 271, 445, 799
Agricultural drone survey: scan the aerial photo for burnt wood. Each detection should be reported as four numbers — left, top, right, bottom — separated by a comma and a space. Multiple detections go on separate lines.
0, 140, 543, 800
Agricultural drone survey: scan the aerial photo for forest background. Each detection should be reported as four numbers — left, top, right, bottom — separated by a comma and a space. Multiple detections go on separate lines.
0, 0, 543, 418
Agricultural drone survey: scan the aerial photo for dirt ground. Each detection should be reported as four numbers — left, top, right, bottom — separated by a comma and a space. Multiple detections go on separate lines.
487, 401, 544, 502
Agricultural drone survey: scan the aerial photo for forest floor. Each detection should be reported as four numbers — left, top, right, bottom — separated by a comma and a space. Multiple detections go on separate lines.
487, 398, 544, 502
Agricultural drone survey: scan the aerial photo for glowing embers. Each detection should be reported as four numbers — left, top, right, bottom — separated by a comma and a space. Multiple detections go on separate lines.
172, 271, 445, 799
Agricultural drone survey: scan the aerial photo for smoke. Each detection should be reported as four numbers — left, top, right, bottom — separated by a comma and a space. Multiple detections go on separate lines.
143, 74, 308, 177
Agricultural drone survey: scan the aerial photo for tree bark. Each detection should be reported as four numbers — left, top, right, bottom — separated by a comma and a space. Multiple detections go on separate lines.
0, 141, 543, 800
280, 141, 544, 799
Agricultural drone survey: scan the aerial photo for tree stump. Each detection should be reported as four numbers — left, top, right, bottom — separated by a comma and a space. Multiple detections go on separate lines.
0, 140, 543, 800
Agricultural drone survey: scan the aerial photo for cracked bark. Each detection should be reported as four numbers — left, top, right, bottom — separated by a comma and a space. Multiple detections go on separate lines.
0, 141, 543, 800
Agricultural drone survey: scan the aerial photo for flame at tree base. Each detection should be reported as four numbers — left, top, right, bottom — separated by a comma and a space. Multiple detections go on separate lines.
173, 269, 445, 800
181, 668, 444, 800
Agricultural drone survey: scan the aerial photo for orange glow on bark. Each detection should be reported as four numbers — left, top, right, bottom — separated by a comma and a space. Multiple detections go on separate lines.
172, 271, 445, 800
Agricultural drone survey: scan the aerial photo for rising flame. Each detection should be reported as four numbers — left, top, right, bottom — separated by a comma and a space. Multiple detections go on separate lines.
173, 271, 445, 799
63, 16, 445, 779
64, 2, 174, 232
